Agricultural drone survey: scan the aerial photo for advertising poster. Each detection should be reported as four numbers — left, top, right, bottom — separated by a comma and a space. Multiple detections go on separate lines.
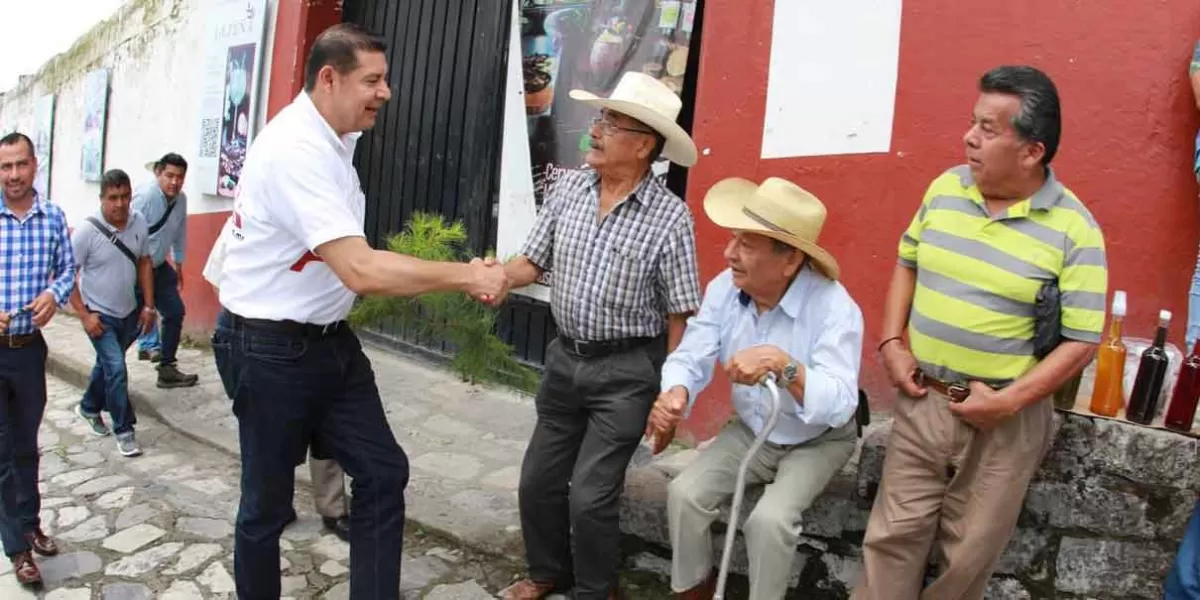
34, 94, 55, 198
81, 69, 110, 182
497, 0, 700, 300
217, 42, 257, 196
196, 0, 267, 198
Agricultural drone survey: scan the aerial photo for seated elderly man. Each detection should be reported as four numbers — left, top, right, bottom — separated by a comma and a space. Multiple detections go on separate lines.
645, 177, 864, 600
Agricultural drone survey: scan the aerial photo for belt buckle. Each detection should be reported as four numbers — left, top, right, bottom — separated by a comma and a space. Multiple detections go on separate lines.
572, 339, 586, 356
320, 322, 338, 336
946, 382, 970, 402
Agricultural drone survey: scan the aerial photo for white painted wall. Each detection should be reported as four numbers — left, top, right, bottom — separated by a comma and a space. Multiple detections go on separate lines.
0, 0, 279, 225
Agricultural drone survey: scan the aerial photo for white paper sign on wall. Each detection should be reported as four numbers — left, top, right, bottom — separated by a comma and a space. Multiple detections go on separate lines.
761, 0, 903, 159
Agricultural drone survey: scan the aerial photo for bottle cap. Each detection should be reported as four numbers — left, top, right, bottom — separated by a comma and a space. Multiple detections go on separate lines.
1111, 291, 1126, 317
1161, 309, 1173, 323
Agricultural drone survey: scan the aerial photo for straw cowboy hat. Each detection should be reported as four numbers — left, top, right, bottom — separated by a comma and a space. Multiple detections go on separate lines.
703, 177, 841, 280
568, 71, 699, 167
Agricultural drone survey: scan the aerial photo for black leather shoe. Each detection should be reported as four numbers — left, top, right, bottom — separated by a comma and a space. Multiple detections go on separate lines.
322, 516, 350, 541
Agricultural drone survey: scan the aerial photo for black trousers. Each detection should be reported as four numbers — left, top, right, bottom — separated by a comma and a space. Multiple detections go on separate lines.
518, 336, 666, 599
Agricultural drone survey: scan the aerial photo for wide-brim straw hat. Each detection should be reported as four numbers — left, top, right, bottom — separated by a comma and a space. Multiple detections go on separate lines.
568, 71, 698, 167
703, 177, 840, 280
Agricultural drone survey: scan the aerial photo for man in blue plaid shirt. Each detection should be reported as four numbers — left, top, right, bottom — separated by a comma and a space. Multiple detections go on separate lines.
0, 132, 76, 587
498, 72, 703, 600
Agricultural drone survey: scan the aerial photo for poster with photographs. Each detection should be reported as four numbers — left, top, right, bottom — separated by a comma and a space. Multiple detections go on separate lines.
497, 0, 699, 300
196, 0, 267, 198
217, 42, 257, 196
34, 95, 55, 199
81, 69, 109, 182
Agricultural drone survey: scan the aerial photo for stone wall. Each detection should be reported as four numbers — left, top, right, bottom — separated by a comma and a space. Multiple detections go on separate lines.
620, 411, 1197, 599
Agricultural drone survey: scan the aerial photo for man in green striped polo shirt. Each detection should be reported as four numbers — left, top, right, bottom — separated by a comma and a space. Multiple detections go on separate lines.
855, 66, 1108, 600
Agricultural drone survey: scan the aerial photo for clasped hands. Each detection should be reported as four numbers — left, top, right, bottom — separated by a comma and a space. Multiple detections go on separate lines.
644, 345, 790, 455
0, 291, 59, 334
466, 256, 510, 307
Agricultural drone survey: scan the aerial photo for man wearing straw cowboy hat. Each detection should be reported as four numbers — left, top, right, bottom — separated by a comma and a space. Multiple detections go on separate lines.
497, 71, 703, 599
645, 177, 864, 600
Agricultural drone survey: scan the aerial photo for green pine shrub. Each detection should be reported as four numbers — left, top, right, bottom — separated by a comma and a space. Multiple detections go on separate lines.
348, 212, 540, 393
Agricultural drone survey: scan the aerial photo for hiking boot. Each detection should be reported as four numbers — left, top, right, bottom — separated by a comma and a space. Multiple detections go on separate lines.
156, 363, 198, 389
138, 349, 162, 362
75, 404, 110, 437
116, 431, 143, 457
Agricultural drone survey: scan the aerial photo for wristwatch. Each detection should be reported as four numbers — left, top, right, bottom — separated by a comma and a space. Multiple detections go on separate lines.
781, 362, 799, 384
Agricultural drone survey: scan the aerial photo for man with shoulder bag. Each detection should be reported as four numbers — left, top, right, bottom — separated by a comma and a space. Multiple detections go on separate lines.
69, 169, 157, 458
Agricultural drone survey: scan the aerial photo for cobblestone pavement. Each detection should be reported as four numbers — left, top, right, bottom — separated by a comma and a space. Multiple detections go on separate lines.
1, 375, 674, 599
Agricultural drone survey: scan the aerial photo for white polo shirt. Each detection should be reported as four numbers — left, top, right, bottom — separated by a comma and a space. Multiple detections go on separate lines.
218, 93, 367, 325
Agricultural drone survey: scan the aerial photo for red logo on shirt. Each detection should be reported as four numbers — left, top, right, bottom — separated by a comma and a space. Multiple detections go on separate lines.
289, 250, 324, 272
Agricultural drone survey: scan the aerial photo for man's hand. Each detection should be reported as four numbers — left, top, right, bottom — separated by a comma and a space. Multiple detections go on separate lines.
645, 386, 688, 454
26, 292, 58, 328
177, 269, 185, 293
0, 312, 9, 334
81, 312, 105, 339
725, 345, 788, 386
881, 341, 927, 397
138, 307, 156, 335
467, 257, 508, 306
947, 381, 1017, 430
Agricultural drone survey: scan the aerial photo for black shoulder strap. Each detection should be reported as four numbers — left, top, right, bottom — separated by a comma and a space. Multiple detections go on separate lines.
148, 199, 177, 235
86, 217, 138, 267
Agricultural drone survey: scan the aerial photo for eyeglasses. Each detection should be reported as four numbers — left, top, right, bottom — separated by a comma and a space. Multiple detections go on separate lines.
590, 116, 655, 137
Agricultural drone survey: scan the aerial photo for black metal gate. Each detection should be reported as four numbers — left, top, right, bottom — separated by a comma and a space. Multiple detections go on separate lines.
343, 0, 558, 366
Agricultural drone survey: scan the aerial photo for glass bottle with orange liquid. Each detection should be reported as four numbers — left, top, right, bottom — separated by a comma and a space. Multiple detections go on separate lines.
1089, 291, 1127, 417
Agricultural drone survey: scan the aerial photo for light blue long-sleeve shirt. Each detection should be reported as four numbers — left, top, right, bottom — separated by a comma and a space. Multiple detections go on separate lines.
131, 180, 187, 267
661, 265, 864, 445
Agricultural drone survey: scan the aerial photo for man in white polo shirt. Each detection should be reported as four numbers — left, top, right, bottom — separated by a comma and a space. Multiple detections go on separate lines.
212, 23, 506, 599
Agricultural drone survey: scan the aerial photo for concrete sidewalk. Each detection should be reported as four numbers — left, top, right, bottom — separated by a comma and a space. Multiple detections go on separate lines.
42, 317, 548, 561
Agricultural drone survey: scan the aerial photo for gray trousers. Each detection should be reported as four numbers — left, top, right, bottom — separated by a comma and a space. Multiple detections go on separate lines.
668, 419, 857, 599
518, 336, 665, 600
309, 458, 347, 518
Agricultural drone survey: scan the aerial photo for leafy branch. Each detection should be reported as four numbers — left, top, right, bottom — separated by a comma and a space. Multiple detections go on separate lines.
348, 212, 540, 394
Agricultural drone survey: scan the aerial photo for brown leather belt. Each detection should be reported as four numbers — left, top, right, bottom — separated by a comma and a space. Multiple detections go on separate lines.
0, 332, 42, 349
914, 370, 970, 402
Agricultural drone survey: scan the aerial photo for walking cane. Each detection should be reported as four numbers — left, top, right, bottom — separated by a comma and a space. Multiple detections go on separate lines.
713, 373, 784, 600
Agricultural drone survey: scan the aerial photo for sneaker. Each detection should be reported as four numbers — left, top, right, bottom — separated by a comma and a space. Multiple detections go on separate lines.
156, 363, 199, 389
75, 404, 110, 437
137, 349, 162, 363
115, 432, 142, 457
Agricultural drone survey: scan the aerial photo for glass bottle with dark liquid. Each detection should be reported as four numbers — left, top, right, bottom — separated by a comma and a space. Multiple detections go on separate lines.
1165, 340, 1200, 432
1126, 310, 1172, 425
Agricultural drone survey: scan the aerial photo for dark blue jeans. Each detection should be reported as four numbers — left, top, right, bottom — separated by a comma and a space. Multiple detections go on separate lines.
0, 335, 48, 556
81, 311, 140, 435
1167, 498, 1200, 599
136, 263, 184, 365
212, 310, 409, 600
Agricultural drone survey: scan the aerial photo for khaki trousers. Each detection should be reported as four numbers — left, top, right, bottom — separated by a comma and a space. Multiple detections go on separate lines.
854, 391, 1054, 600
667, 419, 857, 600
309, 458, 347, 518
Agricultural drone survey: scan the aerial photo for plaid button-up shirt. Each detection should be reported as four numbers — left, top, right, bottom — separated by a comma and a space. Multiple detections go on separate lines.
0, 192, 76, 335
521, 168, 702, 341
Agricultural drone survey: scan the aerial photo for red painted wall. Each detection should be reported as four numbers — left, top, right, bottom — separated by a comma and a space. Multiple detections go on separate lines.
178, 0, 344, 339
677, 0, 1200, 442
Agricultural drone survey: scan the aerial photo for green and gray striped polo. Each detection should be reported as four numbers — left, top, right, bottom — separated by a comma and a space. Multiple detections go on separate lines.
898, 166, 1108, 385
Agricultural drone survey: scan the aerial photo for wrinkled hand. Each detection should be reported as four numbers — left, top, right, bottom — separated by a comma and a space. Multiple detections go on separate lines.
725, 345, 788, 386
82, 312, 106, 339
26, 292, 58, 328
0, 312, 9, 334
947, 381, 1016, 430
138, 308, 156, 335
881, 341, 927, 398
645, 386, 688, 454
467, 257, 508, 306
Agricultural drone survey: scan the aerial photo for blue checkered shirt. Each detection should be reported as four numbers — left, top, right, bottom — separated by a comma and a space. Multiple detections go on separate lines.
521, 168, 702, 341
0, 193, 76, 335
